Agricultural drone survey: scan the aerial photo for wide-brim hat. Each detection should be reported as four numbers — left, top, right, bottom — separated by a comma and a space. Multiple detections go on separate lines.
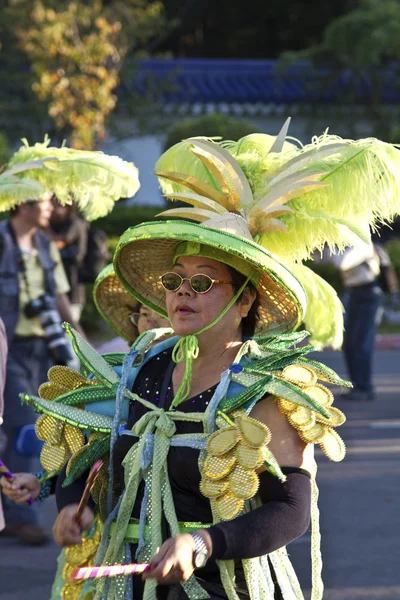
114, 219, 307, 335
93, 264, 139, 342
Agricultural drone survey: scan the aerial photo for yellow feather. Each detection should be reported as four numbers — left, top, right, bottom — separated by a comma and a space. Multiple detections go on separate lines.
154, 170, 227, 205
156, 207, 218, 222
163, 192, 226, 214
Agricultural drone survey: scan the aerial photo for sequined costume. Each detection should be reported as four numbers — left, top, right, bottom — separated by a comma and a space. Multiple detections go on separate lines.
22, 120, 400, 600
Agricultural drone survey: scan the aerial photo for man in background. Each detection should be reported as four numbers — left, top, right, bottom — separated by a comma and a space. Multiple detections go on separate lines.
0, 193, 84, 545
49, 198, 88, 322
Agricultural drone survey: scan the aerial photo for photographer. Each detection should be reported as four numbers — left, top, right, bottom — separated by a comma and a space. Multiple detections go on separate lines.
0, 193, 84, 545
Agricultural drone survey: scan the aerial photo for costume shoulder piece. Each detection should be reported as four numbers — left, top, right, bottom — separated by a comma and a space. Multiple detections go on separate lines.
198, 332, 347, 521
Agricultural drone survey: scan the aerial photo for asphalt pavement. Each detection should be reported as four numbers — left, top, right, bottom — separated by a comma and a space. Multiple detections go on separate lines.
1, 348, 400, 600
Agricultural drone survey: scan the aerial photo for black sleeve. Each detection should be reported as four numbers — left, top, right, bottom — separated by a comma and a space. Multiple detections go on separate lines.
208, 467, 311, 561
55, 466, 94, 512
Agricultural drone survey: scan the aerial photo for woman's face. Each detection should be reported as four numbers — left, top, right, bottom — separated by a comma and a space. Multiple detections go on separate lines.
137, 306, 170, 335
164, 256, 254, 337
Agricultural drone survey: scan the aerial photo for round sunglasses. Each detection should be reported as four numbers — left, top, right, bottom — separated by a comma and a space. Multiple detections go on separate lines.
160, 272, 232, 294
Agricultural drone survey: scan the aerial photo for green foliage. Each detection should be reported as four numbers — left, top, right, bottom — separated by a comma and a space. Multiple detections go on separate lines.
0, 0, 168, 149
279, 0, 400, 138
163, 114, 258, 151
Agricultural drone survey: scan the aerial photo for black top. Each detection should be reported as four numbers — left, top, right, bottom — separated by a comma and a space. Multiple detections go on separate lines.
113, 348, 217, 524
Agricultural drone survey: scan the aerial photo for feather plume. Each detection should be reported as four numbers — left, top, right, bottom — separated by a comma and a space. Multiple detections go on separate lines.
7, 138, 140, 220
294, 264, 344, 350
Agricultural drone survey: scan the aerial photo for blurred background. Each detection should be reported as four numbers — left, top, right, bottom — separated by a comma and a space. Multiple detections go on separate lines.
2, 4, 400, 600
1, 0, 400, 339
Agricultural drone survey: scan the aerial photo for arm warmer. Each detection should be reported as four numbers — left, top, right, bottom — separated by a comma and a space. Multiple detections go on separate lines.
55, 466, 94, 512
208, 467, 311, 561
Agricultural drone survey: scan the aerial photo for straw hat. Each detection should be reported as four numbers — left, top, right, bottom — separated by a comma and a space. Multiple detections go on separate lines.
93, 264, 139, 343
114, 219, 306, 335
115, 121, 400, 343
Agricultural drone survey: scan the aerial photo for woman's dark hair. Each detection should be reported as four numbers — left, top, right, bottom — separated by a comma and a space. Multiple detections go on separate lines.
227, 265, 260, 338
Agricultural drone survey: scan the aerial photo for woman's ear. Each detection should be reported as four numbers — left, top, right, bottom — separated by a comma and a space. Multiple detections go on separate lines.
239, 286, 256, 318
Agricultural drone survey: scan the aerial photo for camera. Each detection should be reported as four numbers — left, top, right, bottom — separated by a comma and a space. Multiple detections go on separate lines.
24, 294, 74, 365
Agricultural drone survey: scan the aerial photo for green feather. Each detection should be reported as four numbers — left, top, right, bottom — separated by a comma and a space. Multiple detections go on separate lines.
7, 139, 140, 220
20, 394, 114, 432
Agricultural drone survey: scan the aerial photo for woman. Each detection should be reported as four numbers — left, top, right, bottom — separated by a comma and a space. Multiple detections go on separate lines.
24, 124, 400, 600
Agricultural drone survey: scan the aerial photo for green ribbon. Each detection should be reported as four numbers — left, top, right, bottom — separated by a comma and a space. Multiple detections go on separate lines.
170, 274, 252, 409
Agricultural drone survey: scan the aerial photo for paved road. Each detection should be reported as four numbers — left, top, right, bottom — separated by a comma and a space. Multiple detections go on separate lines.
1, 349, 400, 600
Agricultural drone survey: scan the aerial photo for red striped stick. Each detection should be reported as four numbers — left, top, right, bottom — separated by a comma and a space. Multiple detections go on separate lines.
71, 563, 150, 580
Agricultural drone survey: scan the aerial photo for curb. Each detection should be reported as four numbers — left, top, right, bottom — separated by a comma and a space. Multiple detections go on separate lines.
375, 335, 400, 350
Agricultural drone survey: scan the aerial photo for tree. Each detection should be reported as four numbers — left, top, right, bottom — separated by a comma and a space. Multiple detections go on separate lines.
279, 0, 400, 138
1, 0, 169, 149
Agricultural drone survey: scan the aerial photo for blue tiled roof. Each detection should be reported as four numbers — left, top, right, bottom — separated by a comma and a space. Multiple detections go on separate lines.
133, 58, 400, 105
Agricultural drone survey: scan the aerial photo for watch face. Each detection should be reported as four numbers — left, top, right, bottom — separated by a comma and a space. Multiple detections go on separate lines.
194, 549, 208, 569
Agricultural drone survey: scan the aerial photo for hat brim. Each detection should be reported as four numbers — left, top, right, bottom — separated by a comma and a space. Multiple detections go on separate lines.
93, 264, 139, 342
114, 221, 307, 335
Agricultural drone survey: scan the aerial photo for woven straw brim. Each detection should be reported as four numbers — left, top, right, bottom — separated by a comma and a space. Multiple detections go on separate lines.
93, 264, 139, 342
114, 221, 307, 335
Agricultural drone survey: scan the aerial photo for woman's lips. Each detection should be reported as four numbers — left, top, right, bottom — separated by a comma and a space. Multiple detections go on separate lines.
175, 305, 195, 315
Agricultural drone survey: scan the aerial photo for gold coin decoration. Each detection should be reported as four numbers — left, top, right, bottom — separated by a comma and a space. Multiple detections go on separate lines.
288, 407, 316, 429
235, 443, 264, 469
298, 422, 326, 444
276, 365, 346, 461
320, 428, 346, 462
281, 364, 317, 386
39, 381, 70, 401
237, 415, 271, 448
201, 415, 272, 519
277, 398, 297, 414
207, 427, 239, 455
304, 383, 334, 407
37, 367, 94, 474
213, 490, 244, 520
40, 443, 67, 473
200, 475, 229, 498
229, 465, 259, 499
204, 452, 236, 480
35, 414, 55, 440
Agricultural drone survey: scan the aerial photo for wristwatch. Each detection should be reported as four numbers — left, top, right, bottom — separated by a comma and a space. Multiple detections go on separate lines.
191, 532, 209, 569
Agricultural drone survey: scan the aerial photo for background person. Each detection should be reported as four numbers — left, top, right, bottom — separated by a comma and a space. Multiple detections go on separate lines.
0, 194, 83, 545
49, 198, 89, 322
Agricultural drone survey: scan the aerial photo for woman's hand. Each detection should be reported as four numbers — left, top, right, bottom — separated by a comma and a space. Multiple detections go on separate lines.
143, 530, 212, 585
143, 534, 196, 585
52, 504, 94, 547
0, 472, 41, 503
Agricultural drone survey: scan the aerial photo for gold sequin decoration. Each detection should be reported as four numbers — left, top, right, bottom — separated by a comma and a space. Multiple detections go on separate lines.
37, 368, 95, 474
40, 443, 67, 472
207, 427, 239, 455
204, 452, 236, 480
277, 398, 297, 414
213, 490, 244, 520
281, 364, 317, 387
35, 414, 56, 440
288, 407, 316, 429
39, 381, 70, 401
298, 422, 327, 444
64, 425, 85, 454
304, 383, 334, 407
229, 465, 259, 499
315, 406, 346, 428
235, 443, 264, 469
201, 415, 273, 520
237, 415, 271, 448
276, 368, 346, 463
200, 475, 229, 498
320, 428, 346, 462
48, 366, 90, 389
